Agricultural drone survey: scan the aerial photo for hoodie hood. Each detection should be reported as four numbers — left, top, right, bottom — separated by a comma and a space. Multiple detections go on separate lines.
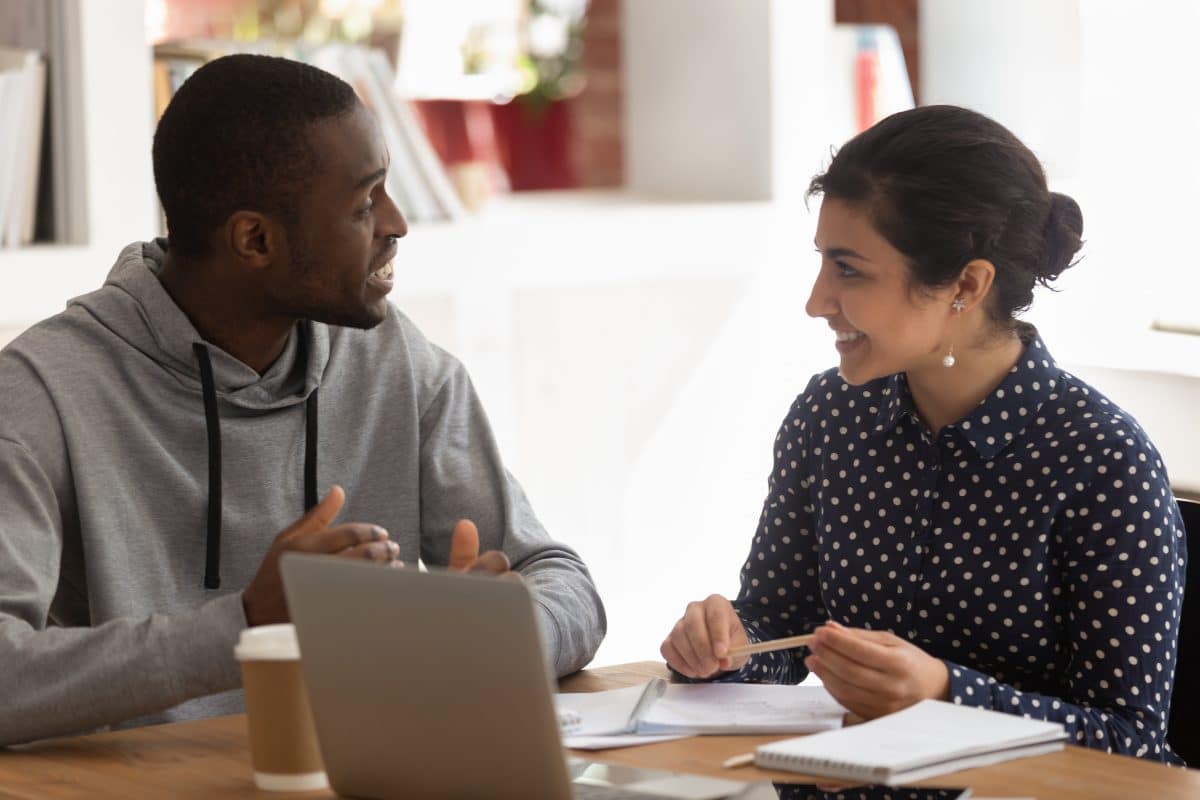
69, 239, 329, 411
68, 240, 326, 590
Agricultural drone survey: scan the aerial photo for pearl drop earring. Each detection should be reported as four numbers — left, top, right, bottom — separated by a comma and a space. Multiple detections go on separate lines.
944, 297, 966, 368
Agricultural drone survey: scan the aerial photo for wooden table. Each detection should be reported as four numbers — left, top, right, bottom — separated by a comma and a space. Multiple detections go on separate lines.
1, 662, 1197, 799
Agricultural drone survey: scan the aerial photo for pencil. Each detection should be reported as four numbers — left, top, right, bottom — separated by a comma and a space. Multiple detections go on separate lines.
726, 632, 815, 659
722, 752, 755, 769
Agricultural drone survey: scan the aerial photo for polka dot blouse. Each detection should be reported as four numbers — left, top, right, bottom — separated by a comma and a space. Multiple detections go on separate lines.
727, 334, 1186, 764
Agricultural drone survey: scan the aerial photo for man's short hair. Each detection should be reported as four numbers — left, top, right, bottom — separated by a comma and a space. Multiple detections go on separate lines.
152, 53, 360, 259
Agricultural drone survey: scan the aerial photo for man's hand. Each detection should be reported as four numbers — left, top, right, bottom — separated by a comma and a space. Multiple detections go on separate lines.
660, 594, 751, 679
804, 621, 950, 719
447, 519, 515, 578
242, 486, 399, 626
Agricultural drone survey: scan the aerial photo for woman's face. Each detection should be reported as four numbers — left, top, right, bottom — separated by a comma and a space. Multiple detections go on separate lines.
807, 198, 957, 385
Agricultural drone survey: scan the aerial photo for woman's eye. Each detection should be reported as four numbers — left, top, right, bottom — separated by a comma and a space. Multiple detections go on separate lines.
835, 261, 859, 278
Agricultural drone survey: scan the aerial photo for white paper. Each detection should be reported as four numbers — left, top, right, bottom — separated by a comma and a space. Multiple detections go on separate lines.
639, 683, 847, 734
623, 774, 751, 799
557, 679, 847, 753
556, 682, 651, 735
564, 733, 691, 750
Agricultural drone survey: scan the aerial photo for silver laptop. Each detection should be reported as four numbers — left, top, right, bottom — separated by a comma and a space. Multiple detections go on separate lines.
279, 554, 757, 800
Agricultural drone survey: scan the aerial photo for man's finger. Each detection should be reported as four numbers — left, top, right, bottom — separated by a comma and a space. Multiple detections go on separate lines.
282, 485, 345, 539
449, 519, 480, 571
337, 540, 400, 564
296, 523, 388, 554
468, 549, 510, 575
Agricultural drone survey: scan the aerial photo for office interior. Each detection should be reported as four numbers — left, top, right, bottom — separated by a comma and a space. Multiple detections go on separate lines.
0, 0, 1197, 672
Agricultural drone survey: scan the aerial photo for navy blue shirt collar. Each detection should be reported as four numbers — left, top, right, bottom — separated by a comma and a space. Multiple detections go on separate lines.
871, 334, 1061, 459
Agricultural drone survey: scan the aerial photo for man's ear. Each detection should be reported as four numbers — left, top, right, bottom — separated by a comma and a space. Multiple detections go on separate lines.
954, 259, 997, 312
223, 211, 279, 271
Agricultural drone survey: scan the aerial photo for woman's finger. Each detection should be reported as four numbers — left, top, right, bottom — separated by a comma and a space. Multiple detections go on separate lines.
808, 638, 890, 689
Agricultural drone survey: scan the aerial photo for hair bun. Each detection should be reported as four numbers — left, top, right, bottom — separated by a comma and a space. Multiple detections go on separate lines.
1037, 192, 1084, 284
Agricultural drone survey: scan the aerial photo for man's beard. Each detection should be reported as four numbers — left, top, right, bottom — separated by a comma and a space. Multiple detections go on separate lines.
287, 235, 386, 331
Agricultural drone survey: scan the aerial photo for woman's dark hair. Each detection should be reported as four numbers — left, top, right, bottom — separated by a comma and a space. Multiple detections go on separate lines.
808, 105, 1083, 329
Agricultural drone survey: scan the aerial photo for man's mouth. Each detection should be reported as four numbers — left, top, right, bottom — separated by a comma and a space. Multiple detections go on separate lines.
366, 259, 395, 295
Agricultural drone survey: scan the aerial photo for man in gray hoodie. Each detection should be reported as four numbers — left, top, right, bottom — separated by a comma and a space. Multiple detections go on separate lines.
0, 54, 605, 745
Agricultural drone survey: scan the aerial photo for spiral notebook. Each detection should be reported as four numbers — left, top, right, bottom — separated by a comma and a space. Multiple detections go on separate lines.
755, 699, 1066, 785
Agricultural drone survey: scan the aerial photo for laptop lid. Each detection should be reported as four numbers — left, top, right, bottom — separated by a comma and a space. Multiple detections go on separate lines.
280, 554, 572, 800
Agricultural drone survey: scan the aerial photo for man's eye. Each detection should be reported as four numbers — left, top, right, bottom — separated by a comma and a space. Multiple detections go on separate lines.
356, 204, 373, 217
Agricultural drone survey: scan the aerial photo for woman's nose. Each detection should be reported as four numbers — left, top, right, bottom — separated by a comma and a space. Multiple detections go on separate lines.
805, 268, 837, 319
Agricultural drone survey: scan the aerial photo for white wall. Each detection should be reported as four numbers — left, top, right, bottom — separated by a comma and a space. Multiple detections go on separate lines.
0, 0, 158, 327
623, 0, 833, 201
392, 194, 825, 666
921, 0, 1082, 180
921, 0, 1200, 492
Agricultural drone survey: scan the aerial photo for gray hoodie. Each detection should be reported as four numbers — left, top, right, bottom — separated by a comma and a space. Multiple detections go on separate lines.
0, 240, 605, 745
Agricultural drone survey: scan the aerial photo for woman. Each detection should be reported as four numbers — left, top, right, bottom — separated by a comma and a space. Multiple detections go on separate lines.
661, 105, 1186, 763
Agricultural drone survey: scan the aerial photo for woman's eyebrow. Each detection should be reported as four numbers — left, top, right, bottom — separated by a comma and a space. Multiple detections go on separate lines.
815, 245, 872, 262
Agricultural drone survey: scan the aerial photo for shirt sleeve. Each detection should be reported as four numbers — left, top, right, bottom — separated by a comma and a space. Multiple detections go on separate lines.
721, 380, 829, 685
946, 435, 1185, 762
414, 345, 605, 678
0, 434, 247, 746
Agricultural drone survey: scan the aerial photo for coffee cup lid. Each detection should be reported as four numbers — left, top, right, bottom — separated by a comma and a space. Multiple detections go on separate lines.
235, 623, 301, 661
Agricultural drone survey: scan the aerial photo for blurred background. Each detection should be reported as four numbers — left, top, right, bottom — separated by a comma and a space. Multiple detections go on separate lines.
0, 0, 1197, 667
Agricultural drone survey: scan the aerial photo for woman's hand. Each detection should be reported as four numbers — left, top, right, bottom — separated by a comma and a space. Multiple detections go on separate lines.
804, 621, 949, 719
660, 594, 751, 679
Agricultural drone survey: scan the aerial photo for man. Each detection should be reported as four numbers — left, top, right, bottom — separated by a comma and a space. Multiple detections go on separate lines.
0, 54, 605, 745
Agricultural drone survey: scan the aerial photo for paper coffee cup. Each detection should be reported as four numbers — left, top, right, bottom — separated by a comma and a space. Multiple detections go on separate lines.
235, 624, 327, 792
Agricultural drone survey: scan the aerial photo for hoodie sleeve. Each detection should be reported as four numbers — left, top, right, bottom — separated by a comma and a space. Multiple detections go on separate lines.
404, 323, 606, 677
0, 353, 247, 746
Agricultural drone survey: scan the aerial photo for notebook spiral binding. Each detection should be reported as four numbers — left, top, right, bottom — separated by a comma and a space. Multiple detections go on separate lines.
756, 752, 880, 781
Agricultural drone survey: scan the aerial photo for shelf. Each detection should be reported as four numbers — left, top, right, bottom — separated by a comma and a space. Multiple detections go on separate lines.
0, 190, 786, 322
0, 244, 107, 324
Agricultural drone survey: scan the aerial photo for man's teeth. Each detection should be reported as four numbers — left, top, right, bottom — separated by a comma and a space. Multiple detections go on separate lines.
835, 330, 864, 342
374, 261, 394, 280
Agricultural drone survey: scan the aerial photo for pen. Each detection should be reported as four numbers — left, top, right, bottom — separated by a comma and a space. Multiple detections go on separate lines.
722, 752, 755, 769
726, 632, 815, 659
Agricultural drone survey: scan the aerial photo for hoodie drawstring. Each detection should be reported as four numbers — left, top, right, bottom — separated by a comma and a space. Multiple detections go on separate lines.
193, 343, 319, 590
305, 387, 318, 511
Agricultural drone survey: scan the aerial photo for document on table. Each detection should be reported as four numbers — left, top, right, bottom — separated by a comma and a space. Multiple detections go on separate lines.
556, 678, 847, 749
637, 682, 847, 734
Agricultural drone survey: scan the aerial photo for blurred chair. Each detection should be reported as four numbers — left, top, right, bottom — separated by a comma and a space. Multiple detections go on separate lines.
1168, 497, 1200, 765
